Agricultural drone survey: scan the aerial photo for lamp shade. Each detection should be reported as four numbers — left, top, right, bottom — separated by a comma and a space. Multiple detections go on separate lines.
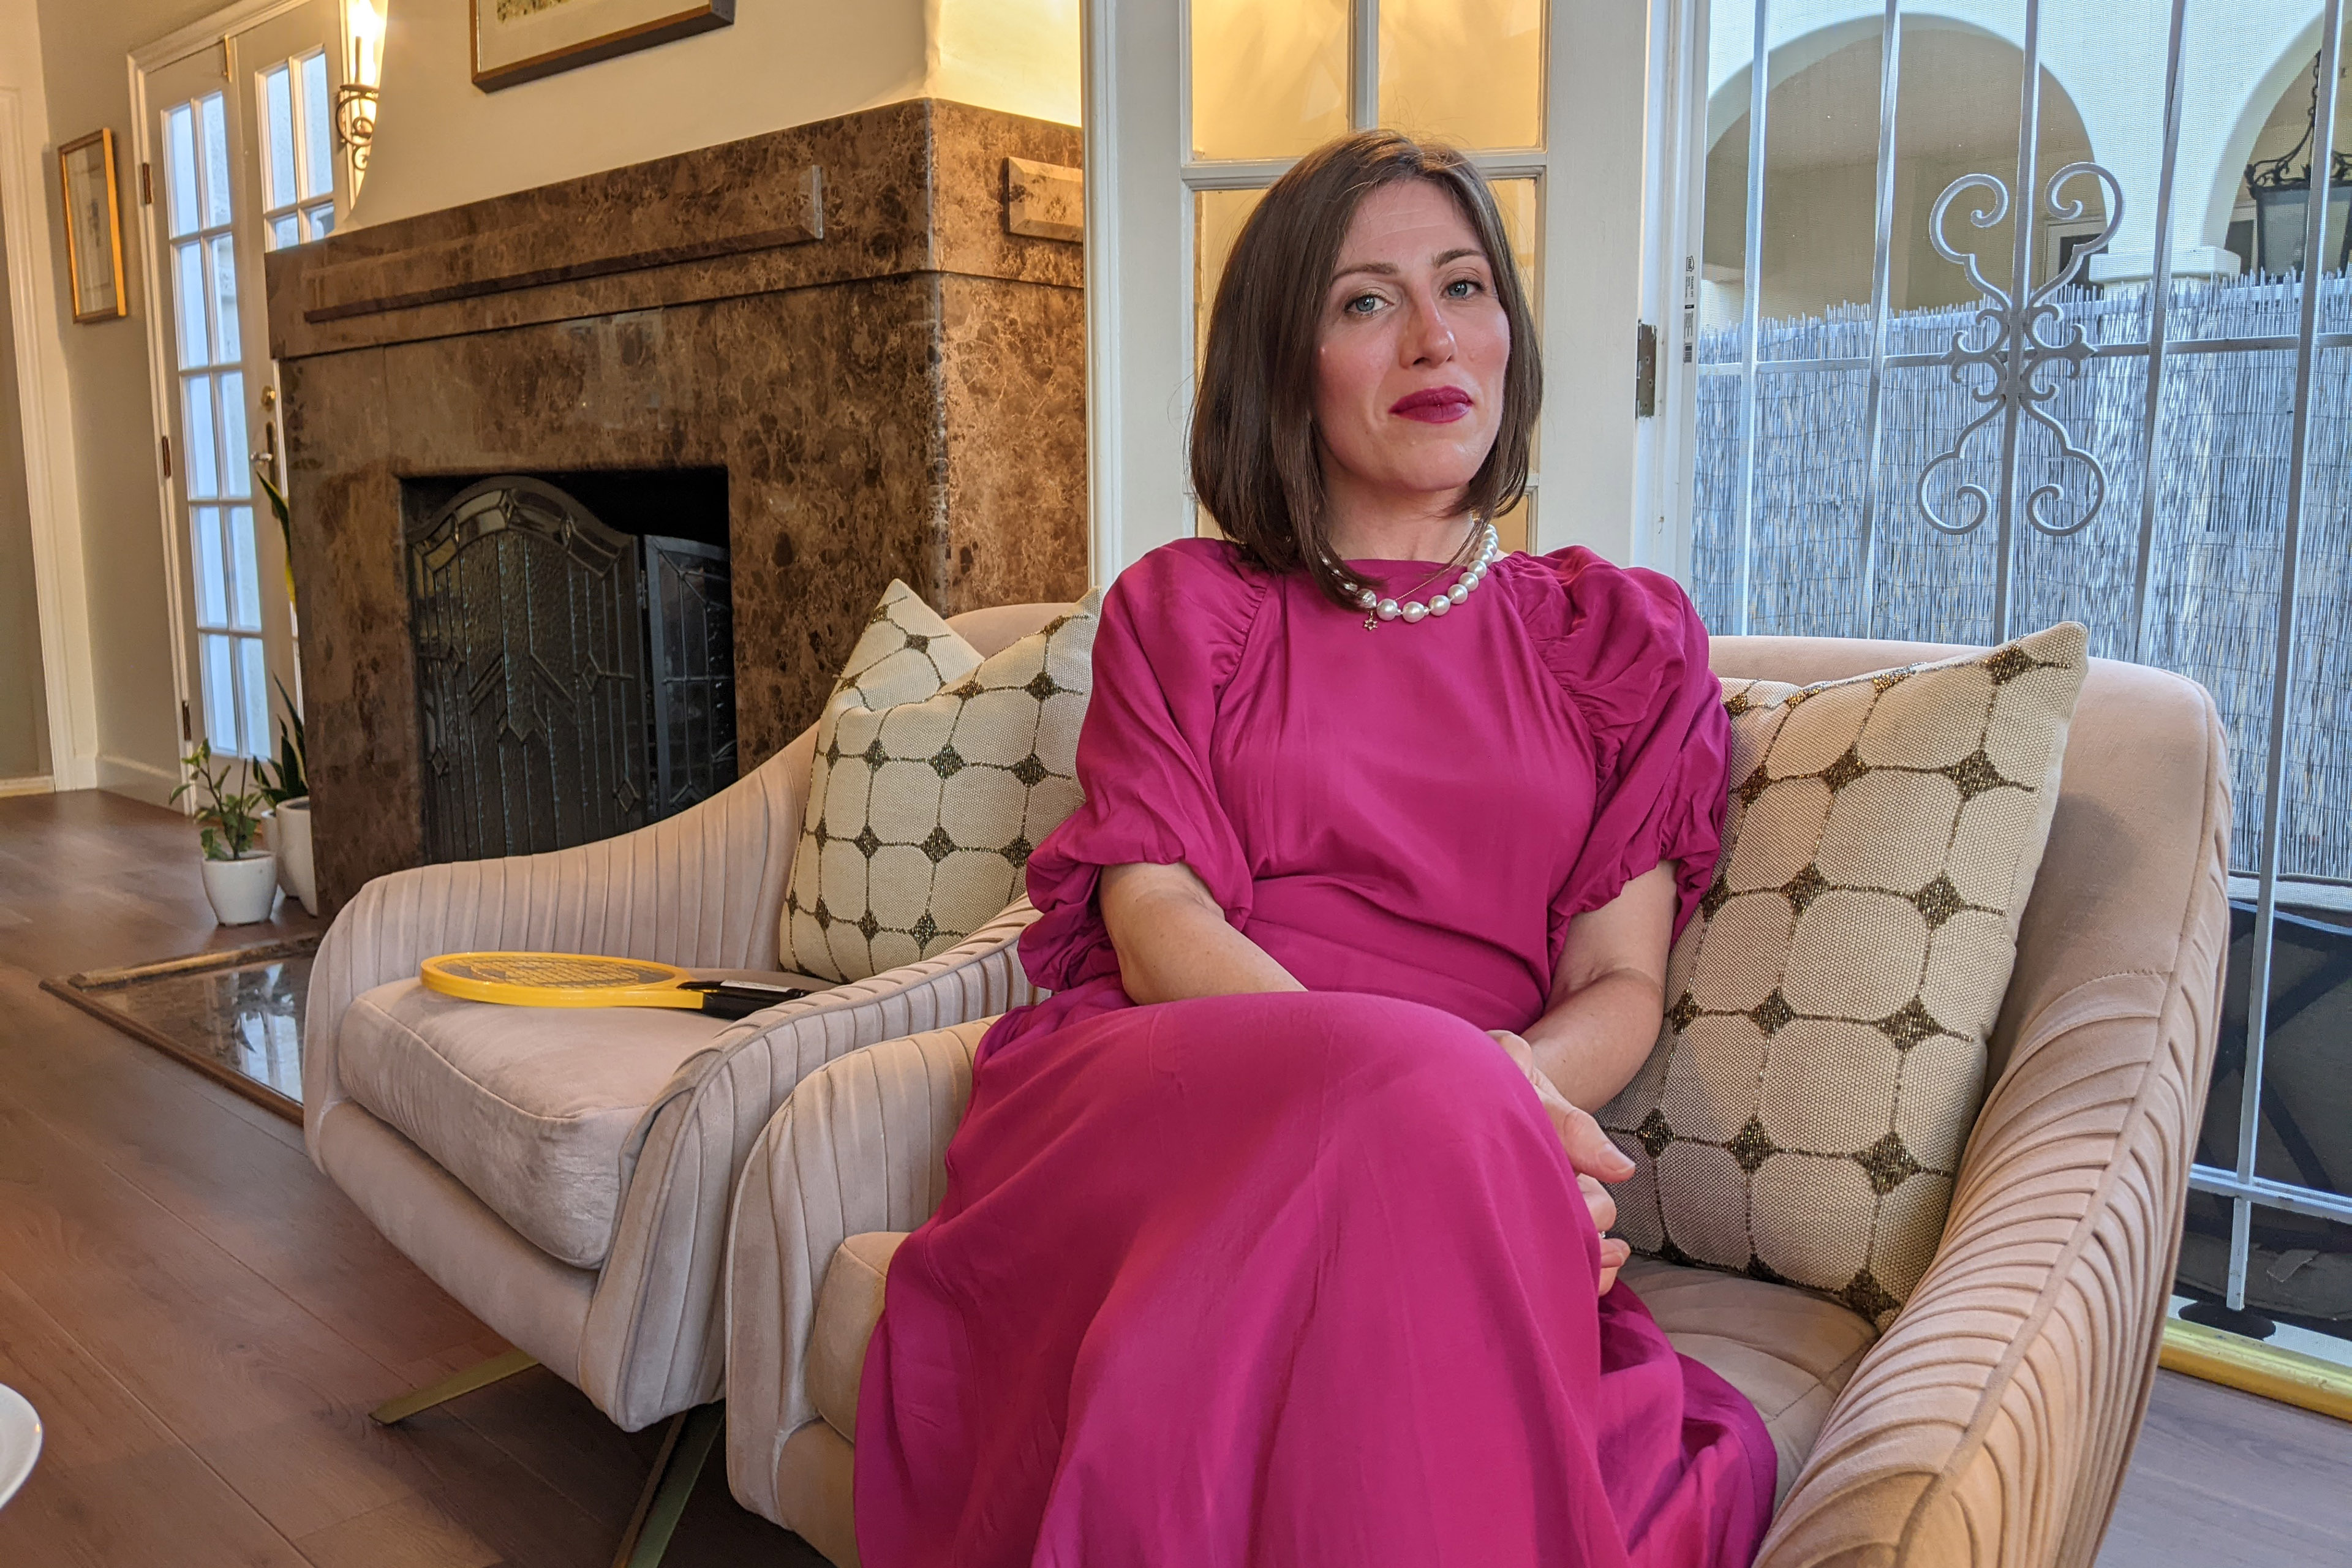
2249, 178, 2352, 276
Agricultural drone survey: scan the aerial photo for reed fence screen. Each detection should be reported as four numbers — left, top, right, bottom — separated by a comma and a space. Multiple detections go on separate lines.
1695, 272, 2352, 884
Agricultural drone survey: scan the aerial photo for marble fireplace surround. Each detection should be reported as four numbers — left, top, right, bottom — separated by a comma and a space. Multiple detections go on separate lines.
265, 98, 1087, 914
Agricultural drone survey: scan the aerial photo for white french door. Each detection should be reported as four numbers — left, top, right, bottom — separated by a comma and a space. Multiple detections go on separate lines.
137, 0, 349, 766
1084, 0, 1658, 581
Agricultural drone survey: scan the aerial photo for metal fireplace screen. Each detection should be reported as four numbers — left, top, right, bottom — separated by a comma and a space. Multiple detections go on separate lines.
409, 477, 737, 862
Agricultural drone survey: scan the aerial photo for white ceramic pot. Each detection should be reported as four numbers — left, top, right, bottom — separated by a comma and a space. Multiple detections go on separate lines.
269, 797, 317, 916
201, 851, 279, 925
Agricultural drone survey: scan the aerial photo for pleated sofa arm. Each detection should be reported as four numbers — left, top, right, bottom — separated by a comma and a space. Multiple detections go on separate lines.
1757, 953, 2225, 1567
723, 1020, 989, 1524
579, 916, 1029, 1432
303, 731, 812, 1156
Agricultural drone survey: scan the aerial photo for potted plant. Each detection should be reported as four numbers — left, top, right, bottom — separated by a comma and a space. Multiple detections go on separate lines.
253, 678, 315, 915
173, 741, 278, 925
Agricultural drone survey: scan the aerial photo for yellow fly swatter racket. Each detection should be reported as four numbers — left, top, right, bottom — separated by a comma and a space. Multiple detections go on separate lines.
418, 953, 807, 1018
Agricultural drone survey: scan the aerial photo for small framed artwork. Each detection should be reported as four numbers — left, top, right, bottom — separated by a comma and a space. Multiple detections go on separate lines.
58, 129, 127, 323
472, 0, 736, 92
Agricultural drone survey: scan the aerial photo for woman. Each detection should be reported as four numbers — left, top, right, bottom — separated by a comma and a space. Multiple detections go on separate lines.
856, 131, 1773, 1567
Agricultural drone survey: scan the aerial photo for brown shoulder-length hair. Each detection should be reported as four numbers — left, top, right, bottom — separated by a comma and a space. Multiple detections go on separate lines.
1191, 130, 1540, 608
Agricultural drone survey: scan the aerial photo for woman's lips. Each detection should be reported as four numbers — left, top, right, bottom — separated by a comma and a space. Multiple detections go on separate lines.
1390, 385, 1472, 423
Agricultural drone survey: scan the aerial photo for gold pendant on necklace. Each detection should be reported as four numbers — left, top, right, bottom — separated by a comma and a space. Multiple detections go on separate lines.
1363, 613, 1378, 631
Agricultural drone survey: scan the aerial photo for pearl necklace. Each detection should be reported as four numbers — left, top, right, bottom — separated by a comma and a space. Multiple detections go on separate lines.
1354, 521, 1502, 630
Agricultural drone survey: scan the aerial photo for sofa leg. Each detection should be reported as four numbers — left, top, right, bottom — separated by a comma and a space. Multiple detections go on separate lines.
611, 1401, 723, 1568
368, 1348, 540, 1425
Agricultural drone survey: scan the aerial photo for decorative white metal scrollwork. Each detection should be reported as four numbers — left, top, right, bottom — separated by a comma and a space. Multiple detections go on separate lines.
1915, 162, 2125, 538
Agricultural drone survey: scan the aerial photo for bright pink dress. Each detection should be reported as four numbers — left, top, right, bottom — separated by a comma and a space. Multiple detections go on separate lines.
854, 539, 1772, 1567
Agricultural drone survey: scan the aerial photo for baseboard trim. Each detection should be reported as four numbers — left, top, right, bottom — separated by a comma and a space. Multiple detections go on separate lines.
0, 774, 51, 797
97, 752, 182, 807
2162, 1316, 2352, 1425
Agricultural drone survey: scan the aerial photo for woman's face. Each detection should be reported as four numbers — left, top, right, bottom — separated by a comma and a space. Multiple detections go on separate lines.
1312, 179, 1510, 519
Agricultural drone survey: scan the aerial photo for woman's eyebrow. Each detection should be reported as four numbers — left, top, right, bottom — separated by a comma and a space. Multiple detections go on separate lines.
1330, 247, 1488, 286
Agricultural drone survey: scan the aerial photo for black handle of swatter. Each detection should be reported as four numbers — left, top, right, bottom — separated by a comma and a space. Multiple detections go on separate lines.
682, 980, 812, 1020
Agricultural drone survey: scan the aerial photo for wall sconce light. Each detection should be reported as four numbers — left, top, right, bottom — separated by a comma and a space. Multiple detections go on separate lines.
336, 0, 385, 178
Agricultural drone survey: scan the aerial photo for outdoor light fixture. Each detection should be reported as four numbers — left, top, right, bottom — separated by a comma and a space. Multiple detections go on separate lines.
2245, 53, 2352, 276
336, 0, 385, 179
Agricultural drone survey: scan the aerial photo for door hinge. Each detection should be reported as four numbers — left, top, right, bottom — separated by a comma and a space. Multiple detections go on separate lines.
160, 434, 172, 478
180, 700, 193, 742
1681, 254, 1698, 364
140, 161, 153, 206
1634, 322, 1659, 419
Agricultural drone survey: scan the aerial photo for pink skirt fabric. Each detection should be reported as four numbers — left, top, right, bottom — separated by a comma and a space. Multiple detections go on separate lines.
854, 984, 1776, 1567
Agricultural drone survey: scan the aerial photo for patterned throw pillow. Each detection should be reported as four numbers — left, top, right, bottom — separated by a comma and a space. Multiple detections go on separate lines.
1599, 624, 2089, 1327
783, 581, 1102, 983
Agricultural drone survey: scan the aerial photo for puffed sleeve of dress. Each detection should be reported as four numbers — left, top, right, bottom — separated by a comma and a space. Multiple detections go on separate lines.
1019, 540, 1268, 993
1518, 547, 1731, 946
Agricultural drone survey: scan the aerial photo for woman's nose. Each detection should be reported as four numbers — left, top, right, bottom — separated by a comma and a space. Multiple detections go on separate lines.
1401, 292, 1457, 366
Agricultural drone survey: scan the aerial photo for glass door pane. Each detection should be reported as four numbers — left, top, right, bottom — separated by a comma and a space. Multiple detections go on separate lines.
1189, 0, 1351, 160
160, 74, 270, 760
1193, 187, 1268, 369
1379, 0, 1545, 149
258, 48, 339, 247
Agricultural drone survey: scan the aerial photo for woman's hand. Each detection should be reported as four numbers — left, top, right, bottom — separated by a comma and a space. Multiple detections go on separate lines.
1490, 1028, 1635, 1295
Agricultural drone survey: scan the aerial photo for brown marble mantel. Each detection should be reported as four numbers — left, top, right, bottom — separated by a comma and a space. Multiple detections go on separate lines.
266, 99, 1087, 913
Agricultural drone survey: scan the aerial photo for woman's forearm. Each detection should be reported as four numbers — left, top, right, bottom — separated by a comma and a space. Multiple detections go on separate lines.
1518, 968, 1667, 1112
1099, 862, 1305, 1005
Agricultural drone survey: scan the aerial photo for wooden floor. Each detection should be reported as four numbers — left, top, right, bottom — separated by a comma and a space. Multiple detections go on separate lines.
0, 790, 811, 1566
1, 788, 2347, 1567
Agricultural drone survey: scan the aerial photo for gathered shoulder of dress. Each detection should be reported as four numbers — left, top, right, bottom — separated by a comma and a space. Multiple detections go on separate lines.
1499, 545, 1730, 943
1020, 537, 1270, 996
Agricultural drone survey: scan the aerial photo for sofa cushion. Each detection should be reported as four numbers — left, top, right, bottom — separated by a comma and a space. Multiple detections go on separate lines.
1600, 625, 2089, 1327
810, 1231, 906, 1440
1617, 1257, 1875, 1507
809, 1237, 1871, 1507
341, 969, 829, 1268
783, 581, 1101, 984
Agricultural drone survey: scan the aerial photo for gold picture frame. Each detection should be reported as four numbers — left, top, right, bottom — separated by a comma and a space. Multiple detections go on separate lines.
470, 0, 736, 92
58, 128, 127, 323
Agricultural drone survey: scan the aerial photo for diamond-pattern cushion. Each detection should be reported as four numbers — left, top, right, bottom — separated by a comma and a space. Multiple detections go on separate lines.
1600, 624, 2089, 1326
783, 581, 1102, 982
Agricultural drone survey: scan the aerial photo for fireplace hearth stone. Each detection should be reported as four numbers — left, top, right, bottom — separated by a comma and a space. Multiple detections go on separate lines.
267, 99, 1086, 912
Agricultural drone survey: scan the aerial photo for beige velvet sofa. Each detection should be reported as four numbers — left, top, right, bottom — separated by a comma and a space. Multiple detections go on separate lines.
721, 635, 2233, 1568
303, 602, 1063, 1436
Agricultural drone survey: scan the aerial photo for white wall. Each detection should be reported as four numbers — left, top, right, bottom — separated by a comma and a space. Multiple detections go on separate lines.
27, 0, 226, 803
0, 0, 99, 794
0, 197, 50, 783
352, 0, 1080, 228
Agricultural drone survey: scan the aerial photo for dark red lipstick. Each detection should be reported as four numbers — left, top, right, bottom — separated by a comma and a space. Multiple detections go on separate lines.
1389, 385, 1472, 423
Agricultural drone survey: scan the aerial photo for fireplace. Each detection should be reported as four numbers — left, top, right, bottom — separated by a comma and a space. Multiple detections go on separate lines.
405, 470, 736, 862
266, 99, 1088, 911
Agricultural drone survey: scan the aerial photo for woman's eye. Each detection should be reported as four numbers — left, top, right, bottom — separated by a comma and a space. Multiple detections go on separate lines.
1444, 277, 1482, 299
1346, 293, 1382, 315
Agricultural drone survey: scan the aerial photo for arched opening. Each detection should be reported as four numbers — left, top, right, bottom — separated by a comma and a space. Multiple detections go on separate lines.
2225, 50, 2352, 275
1702, 22, 2098, 326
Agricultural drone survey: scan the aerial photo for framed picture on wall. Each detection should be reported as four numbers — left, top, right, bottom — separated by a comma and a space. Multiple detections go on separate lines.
58, 129, 127, 323
471, 0, 736, 92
